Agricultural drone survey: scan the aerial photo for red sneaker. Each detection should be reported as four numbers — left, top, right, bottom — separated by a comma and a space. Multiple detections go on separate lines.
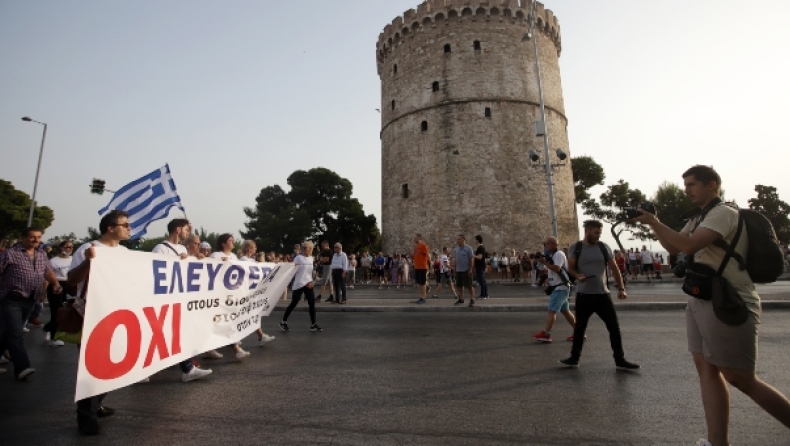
566, 334, 588, 342
28, 318, 43, 327
533, 331, 552, 343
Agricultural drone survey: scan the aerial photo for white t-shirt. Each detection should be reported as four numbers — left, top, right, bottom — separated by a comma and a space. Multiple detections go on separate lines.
547, 251, 568, 290
70, 240, 128, 315
152, 242, 187, 257
347, 259, 357, 272
640, 249, 652, 264
628, 251, 637, 261
239, 256, 254, 262
210, 252, 238, 261
50, 256, 72, 281
292, 254, 314, 290
440, 254, 450, 273
501, 256, 509, 266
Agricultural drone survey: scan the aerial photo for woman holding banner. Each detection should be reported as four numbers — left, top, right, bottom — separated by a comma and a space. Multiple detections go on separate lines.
210, 234, 251, 360
280, 241, 322, 332
238, 239, 276, 346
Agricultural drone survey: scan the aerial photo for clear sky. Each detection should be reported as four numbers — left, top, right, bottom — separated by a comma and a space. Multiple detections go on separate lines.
2, 0, 788, 251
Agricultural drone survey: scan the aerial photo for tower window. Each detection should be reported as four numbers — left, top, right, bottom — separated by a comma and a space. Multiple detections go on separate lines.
393, 64, 398, 74
485, 107, 492, 118
421, 121, 428, 132
402, 184, 409, 199
392, 100, 396, 110
444, 44, 451, 53
432, 81, 440, 92
474, 40, 481, 51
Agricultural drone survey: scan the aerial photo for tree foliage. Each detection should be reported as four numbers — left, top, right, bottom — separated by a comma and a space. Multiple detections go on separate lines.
652, 182, 695, 232
581, 179, 653, 241
748, 185, 790, 244
571, 156, 606, 204
0, 179, 55, 244
242, 167, 379, 254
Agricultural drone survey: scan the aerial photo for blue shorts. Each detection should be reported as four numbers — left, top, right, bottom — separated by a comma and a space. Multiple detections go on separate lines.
547, 287, 570, 312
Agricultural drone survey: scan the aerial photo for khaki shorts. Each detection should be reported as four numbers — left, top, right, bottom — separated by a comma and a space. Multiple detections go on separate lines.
686, 297, 760, 371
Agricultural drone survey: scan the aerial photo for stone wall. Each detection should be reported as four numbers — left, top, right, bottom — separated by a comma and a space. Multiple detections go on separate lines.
378, 1, 578, 255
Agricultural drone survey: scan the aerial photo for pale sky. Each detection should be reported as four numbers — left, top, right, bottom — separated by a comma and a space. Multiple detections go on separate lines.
2, 1, 788, 252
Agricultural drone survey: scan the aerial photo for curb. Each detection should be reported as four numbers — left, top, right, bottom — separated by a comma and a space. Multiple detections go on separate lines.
273, 300, 790, 313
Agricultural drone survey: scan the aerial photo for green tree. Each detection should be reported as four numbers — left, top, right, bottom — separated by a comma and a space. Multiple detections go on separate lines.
581, 179, 653, 241
571, 156, 606, 203
748, 185, 790, 243
242, 167, 379, 254
0, 179, 55, 244
652, 182, 695, 232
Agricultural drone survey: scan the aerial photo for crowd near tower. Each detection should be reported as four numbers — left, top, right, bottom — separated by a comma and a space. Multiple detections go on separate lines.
377, 0, 577, 253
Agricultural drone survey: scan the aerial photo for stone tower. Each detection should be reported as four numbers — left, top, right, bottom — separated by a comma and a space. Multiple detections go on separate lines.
377, 0, 577, 254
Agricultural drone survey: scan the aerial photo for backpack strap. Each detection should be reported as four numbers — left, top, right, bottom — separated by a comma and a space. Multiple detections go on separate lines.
715, 213, 745, 277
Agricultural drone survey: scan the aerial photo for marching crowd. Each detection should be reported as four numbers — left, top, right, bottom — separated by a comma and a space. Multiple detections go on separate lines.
1, 165, 790, 445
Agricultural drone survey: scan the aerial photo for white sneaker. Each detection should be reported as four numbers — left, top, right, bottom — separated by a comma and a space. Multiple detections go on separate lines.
136, 377, 150, 384
203, 350, 223, 359
695, 440, 712, 446
23, 327, 30, 333
17, 368, 35, 380
182, 367, 212, 383
235, 349, 250, 361
259, 334, 275, 345
44, 332, 51, 342
48, 340, 65, 347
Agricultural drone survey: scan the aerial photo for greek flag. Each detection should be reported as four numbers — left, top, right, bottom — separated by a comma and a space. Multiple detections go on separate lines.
98, 164, 185, 239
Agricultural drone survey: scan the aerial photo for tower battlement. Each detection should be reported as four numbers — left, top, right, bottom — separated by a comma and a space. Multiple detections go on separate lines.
376, 0, 561, 69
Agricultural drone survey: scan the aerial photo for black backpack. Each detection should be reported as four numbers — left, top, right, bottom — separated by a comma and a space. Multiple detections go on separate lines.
561, 241, 611, 285
708, 206, 784, 284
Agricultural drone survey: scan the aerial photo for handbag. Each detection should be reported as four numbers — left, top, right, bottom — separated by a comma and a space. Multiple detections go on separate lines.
54, 276, 87, 344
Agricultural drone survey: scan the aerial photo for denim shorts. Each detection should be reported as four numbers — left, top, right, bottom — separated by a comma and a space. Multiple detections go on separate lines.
547, 287, 570, 312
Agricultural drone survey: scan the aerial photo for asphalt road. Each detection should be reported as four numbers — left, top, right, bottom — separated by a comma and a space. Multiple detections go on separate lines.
2, 309, 789, 445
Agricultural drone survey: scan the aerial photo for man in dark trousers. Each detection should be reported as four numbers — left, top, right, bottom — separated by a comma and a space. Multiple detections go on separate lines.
473, 235, 489, 299
560, 220, 640, 371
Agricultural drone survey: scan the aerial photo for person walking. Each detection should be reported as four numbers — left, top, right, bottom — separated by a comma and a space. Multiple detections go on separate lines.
43, 240, 74, 347
453, 235, 476, 307
280, 241, 322, 332
412, 234, 429, 304
316, 241, 333, 302
560, 220, 640, 372
532, 236, 578, 343
210, 234, 251, 361
473, 235, 489, 299
0, 227, 62, 379
432, 247, 459, 299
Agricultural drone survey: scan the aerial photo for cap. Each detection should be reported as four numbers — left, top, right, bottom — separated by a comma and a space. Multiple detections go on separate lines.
200, 242, 211, 249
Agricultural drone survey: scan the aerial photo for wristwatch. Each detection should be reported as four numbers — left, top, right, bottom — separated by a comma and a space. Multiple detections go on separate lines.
618, 287, 626, 291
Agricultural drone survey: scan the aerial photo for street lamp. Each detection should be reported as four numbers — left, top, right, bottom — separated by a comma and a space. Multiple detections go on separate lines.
523, 0, 560, 238
21, 116, 48, 227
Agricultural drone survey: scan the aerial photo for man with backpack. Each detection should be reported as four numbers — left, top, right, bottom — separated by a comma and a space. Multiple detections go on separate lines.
560, 220, 640, 372
634, 165, 790, 446
532, 236, 577, 343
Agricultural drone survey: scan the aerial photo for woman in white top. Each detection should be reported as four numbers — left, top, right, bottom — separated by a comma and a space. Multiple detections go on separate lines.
499, 253, 509, 281
238, 239, 275, 345
346, 254, 357, 289
209, 234, 250, 360
280, 241, 322, 332
510, 250, 520, 282
44, 240, 74, 346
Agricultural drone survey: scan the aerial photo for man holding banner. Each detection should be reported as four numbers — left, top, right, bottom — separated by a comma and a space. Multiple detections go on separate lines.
67, 210, 131, 435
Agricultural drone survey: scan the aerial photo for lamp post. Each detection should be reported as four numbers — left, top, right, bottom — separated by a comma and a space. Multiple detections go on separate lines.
523, 0, 558, 238
21, 116, 48, 227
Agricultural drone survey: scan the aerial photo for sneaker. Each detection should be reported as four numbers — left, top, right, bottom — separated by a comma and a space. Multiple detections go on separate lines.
204, 349, 223, 359
415, 298, 426, 304
182, 367, 213, 383
695, 440, 712, 446
259, 334, 275, 344
44, 331, 51, 342
432, 295, 438, 299
468, 299, 475, 307
340, 299, 347, 304
310, 324, 323, 332
615, 360, 641, 371
235, 349, 251, 361
137, 377, 150, 383
316, 295, 322, 302
559, 357, 580, 368
349, 285, 354, 289
378, 286, 382, 290
454, 298, 464, 305
48, 340, 65, 347
17, 368, 35, 380
565, 334, 587, 342
279, 321, 290, 332
28, 318, 43, 327
97, 406, 116, 418
23, 327, 30, 333
325, 296, 335, 303
533, 331, 552, 343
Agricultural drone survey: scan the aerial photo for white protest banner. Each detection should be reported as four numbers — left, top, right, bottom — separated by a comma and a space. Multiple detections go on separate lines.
75, 248, 295, 401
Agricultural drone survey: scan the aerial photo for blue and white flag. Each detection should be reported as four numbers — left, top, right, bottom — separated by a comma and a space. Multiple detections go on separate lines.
98, 164, 185, 239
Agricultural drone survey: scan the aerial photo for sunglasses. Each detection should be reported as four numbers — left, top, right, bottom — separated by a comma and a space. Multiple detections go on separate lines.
112, 223, 131, 229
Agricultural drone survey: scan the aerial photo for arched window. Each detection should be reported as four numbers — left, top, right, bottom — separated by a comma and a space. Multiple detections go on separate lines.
421, 121, 428, 132
444, 43, 451, 54
485, 107, 492, 118
432, 81, 440, 92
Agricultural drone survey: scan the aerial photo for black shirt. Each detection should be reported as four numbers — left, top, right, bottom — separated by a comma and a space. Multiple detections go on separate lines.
320, 249, 332, 266
475, 245, 486, 270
